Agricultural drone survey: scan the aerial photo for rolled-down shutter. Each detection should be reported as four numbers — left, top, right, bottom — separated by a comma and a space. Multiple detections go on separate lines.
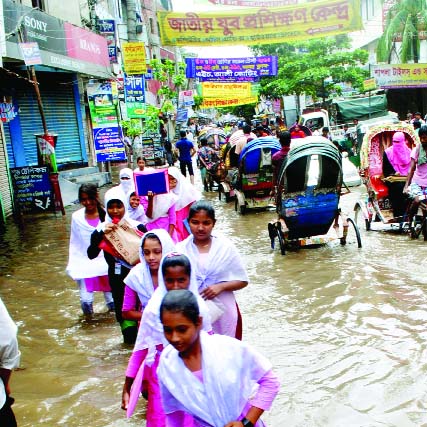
4, 73, 84, 167
0, 124, 13, 219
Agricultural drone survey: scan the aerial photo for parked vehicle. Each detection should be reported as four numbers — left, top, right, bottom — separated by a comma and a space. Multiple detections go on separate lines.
269, 136, 362, 255
353, 122, 419, 231
234, 136, 281, 214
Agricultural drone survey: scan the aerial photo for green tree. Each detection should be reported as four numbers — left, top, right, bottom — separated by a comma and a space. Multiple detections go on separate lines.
377, 0, 427, 63
143, 59, 187, 134
252, 35, 369, 103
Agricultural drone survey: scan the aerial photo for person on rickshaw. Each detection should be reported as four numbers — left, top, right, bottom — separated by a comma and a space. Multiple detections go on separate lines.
197, 137, 218, 192
382, 131, 412, 218
404, 125, 427, 231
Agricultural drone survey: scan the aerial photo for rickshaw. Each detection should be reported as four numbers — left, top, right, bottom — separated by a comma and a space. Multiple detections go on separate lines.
204, 128, 227, 149
234, 136, 281, 214
217, 137, 240, 202
269, 136, 362, 255
353, 122, 419, 231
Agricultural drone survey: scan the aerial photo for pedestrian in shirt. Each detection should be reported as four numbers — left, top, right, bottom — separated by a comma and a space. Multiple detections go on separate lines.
175, 130, 196, 184
0, 297, 20, 427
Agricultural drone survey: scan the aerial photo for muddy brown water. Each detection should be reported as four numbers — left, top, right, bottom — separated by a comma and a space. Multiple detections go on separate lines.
1, 177, 427, 427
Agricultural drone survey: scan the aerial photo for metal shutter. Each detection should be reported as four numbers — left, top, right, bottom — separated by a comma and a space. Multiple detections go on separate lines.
0, 123, 14, 219
4, 73, 84, 168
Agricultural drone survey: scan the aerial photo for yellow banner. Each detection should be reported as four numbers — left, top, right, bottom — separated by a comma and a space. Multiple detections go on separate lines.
202, 82, 252, 98
157, 0, 362, 46
201, 96, 258, 108
372, 63, 427, 88
122, 42, 147, 74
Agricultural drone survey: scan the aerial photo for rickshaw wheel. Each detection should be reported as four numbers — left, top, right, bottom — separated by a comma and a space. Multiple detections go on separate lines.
354, 205, 370, 231
277, 228, 286, 255
341, 217, 362, 248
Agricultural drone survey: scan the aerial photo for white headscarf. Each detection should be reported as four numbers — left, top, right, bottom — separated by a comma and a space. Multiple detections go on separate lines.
133, 252, 212, 364
102, 186, 141, 228
147, 192, 177, 223
124, 229, 176, 308
118, 167, 135, 199
167, 166, 201, 211
158, 331, 273, 426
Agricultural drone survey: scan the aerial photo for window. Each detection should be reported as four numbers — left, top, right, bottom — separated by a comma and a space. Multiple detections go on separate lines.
31, 0, 45, 10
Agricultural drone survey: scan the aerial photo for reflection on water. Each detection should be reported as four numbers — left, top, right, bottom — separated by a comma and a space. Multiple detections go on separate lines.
1, 183, 427, 426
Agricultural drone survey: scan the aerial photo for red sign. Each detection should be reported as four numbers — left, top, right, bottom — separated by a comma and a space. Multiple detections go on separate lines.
64, 22, 109, 67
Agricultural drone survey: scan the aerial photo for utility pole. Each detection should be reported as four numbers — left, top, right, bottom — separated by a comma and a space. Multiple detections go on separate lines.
16, 21, 65, 215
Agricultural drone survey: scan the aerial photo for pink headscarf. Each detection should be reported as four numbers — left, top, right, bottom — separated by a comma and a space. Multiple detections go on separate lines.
385, 131, 411, 175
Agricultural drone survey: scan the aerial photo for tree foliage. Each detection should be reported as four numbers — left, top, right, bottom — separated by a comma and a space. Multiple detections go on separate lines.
377, 0, 427, 63
251, 35, 369, 101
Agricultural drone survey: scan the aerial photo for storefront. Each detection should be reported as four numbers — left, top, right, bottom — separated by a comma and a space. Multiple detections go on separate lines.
0, 0, 112, 220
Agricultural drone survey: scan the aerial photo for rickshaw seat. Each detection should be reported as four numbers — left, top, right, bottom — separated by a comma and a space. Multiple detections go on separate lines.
370, 175, 389, 198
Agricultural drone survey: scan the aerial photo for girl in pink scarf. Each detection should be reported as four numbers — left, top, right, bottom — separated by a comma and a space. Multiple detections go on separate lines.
384, 131, 411, 176
382, 131, 411, 218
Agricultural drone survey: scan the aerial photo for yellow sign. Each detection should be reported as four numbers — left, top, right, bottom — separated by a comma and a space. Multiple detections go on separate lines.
372, 63, 427, 89
363, 78, 377, 92
202, 82, 252, 98
201, 96, 258, 108
157, 0, 362, 46
122, 42, 147, 74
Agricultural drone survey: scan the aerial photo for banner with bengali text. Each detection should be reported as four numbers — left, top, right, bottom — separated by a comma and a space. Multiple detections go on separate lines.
157, 0, 362, 46
186, 56, 277, 81
202, 82, 252, 98
372, 64, 427, 89
122, 42, 147, 74
203, 0, 299, 6
201, 96, 258, 108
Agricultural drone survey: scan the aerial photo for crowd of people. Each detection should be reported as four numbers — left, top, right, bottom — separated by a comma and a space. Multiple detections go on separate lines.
61, 142, 281, 427
5, 110, 427, 426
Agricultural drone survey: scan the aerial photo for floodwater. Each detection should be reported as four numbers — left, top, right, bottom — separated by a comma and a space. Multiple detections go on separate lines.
1, 177, 427, 427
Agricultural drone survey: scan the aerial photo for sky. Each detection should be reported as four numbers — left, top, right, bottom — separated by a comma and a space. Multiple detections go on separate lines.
169, 0, 252, 58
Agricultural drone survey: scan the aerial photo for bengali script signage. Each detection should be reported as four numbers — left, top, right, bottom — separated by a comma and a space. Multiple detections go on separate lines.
98, 19, 117, 63
204, 0, 299, 5
157, 0, 362, 46
185, 56, 278, 81
122, 42, 147, 74
10, 166, 52, 213
19, 42, 42, 65
87, 80, 126, 162
372, 64, 427, 89
201, 96, 258, 108
202, 82, 252, 98
124, 75, 146, 118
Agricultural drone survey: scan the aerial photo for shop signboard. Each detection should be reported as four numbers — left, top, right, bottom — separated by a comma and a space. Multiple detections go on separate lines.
3, 0, 67, 54
124, 74, 146, 118
64, 22, 109, 67
93, 126, 126, 162
179, 90, 194, 106
201, 82, 252, 98
122, 42, 147, 74
372, 63, 427, 89
19, 42, 42, 65
87, 80, 126, 162
98, 19, 117, 63
3, 0, 111, 77
185, 56, 278, 81
196, 0, 299, 5
157, 0, 362, 46
10, 166, 53, 213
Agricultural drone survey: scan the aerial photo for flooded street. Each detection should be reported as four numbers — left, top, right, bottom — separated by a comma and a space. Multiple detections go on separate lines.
2, 182, 427, 427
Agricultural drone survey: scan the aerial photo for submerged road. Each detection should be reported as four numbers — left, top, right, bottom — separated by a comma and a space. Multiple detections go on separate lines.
1, 180, 427, 427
